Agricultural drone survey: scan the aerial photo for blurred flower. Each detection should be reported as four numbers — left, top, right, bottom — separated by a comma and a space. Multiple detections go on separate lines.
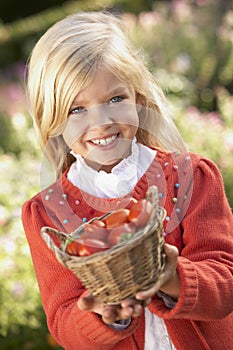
171, 0, 192, 21
138, 11, 161, 29
0, 82, 26, 116
0, 236, 16, 253
0, 257, 15, 273
170, 53, 191, 73
224, 132, 233, 152
11, 281, 25, 298
11, 112, 27, 130
225, 10, 233, 27
206, 111, 223, 127
185, 107, 223, 129
218, 10, 233, 42
195, 0, 210, 6
186, 106, 202, 120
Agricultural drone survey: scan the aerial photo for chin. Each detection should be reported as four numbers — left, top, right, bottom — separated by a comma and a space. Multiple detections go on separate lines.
100, 160, 122, 173
86, 158, 122, 173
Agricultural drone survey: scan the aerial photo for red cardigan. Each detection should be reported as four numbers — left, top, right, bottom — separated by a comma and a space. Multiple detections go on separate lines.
22, 149, 233, 350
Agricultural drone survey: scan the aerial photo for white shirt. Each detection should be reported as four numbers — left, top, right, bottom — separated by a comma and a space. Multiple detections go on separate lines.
68, 138, 155, 198
67, 140, 176, 349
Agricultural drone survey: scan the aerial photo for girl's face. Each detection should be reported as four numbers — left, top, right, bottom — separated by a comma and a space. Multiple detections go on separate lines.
63, 68, 139, 173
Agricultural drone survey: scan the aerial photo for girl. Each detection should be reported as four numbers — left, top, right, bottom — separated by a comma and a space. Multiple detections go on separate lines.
22, 11, 233, 350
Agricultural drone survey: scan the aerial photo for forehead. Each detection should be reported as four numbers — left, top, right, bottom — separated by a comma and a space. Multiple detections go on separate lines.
73, 68, 133, 103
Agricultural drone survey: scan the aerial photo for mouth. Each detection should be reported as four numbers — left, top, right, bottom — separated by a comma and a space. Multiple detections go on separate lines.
89, 133, 119, 146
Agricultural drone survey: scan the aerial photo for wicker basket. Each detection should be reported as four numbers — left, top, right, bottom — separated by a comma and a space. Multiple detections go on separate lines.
41, 186, 166, 304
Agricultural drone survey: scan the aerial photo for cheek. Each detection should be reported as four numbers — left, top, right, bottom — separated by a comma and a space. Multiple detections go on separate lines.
114, 104, 139, 129
62, 117, 87, 148
125, 110, 139, 136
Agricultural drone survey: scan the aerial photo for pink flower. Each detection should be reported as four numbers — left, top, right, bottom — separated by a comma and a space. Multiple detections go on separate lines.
138, 11, 161, 29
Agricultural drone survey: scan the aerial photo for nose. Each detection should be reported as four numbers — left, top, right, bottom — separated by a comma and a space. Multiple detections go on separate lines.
88, 104, 113, 129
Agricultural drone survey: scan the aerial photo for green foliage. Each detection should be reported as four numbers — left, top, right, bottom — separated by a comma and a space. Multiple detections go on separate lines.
0, 306, 59, 350
0, 154, 62, 348
0, 112, 39, 157
115, 0, 153, 13
131, 0, 233, 112
0, 0, 115, 67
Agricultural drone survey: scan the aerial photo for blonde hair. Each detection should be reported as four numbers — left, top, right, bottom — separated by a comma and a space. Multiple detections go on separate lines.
26, 10, 187, 178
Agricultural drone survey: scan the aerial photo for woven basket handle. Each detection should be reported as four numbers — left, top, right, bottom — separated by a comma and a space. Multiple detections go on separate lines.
41, 227, 71, 265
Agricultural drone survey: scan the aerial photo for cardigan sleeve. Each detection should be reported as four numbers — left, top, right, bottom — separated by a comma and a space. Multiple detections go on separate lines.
22, 198, 141, 350
149, 155, 233, 321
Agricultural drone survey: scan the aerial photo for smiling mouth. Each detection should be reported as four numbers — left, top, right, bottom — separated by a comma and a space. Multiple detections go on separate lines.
90, 134, 118, 146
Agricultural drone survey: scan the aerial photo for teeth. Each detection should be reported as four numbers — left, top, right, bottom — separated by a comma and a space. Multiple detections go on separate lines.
92, 135, 117, 146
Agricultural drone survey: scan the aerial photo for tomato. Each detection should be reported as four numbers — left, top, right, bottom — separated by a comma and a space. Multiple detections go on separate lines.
83, 221, 109, 242
108, 222, 136, 247
116, 197, 138, 210
66, 238, 89, 256
128, 199, 153, 228
104, 209, 130, 229
87, 220, 106, 228
81, 229, 109, 242
83, 238, 109, 254
66, 237, 109, 256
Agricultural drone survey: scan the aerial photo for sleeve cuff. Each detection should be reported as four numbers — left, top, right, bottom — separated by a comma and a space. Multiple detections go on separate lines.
157, 291, 177, 309
108, 318, 131, 330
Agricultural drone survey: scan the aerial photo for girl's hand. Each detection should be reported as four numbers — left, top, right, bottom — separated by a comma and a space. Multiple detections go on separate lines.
78, 244, 179, 323
78, 291, 150, 325
136, 243, 180, 301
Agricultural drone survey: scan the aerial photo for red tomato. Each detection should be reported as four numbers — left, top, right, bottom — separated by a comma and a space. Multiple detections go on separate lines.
83, 221, 109, 242
81, 228, 109, 242
128, 199, 153, 228
104, 209, 130, 229
66, 237, 109, 256
108, 222, 136, 247
83, 238, 109, 254
116, 197, 138, 210
88, 220, 106, 228
66, 238, 89, 256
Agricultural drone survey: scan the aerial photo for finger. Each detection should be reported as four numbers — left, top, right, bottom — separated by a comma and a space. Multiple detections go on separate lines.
121, 297, 151, 308
118, 305, 141, 320
135, 281, 161, 301
121, 306, 134, 319
164, 243, 179, 267
131, 303, 143, 318
121, 297, 140, 308
77, 292, 96, 310
102, 305, 118, 324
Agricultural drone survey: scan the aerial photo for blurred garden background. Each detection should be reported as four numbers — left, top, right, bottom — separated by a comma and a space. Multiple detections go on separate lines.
0, 0, 232, 348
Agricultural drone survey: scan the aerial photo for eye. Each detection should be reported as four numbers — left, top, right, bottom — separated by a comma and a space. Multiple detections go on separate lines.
109, 95, 124, 104
69, 106, 86, 115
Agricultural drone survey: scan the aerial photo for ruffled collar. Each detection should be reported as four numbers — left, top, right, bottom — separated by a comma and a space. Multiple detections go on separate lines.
67, 139, 156, 198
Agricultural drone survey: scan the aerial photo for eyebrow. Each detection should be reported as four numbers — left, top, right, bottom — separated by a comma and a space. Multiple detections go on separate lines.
71, 84, 130, 107
108, 85, 129, 96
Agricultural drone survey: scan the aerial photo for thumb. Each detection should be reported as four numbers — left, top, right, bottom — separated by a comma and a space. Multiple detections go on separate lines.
77, 291, 94, 310
164, 243, 179, 267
